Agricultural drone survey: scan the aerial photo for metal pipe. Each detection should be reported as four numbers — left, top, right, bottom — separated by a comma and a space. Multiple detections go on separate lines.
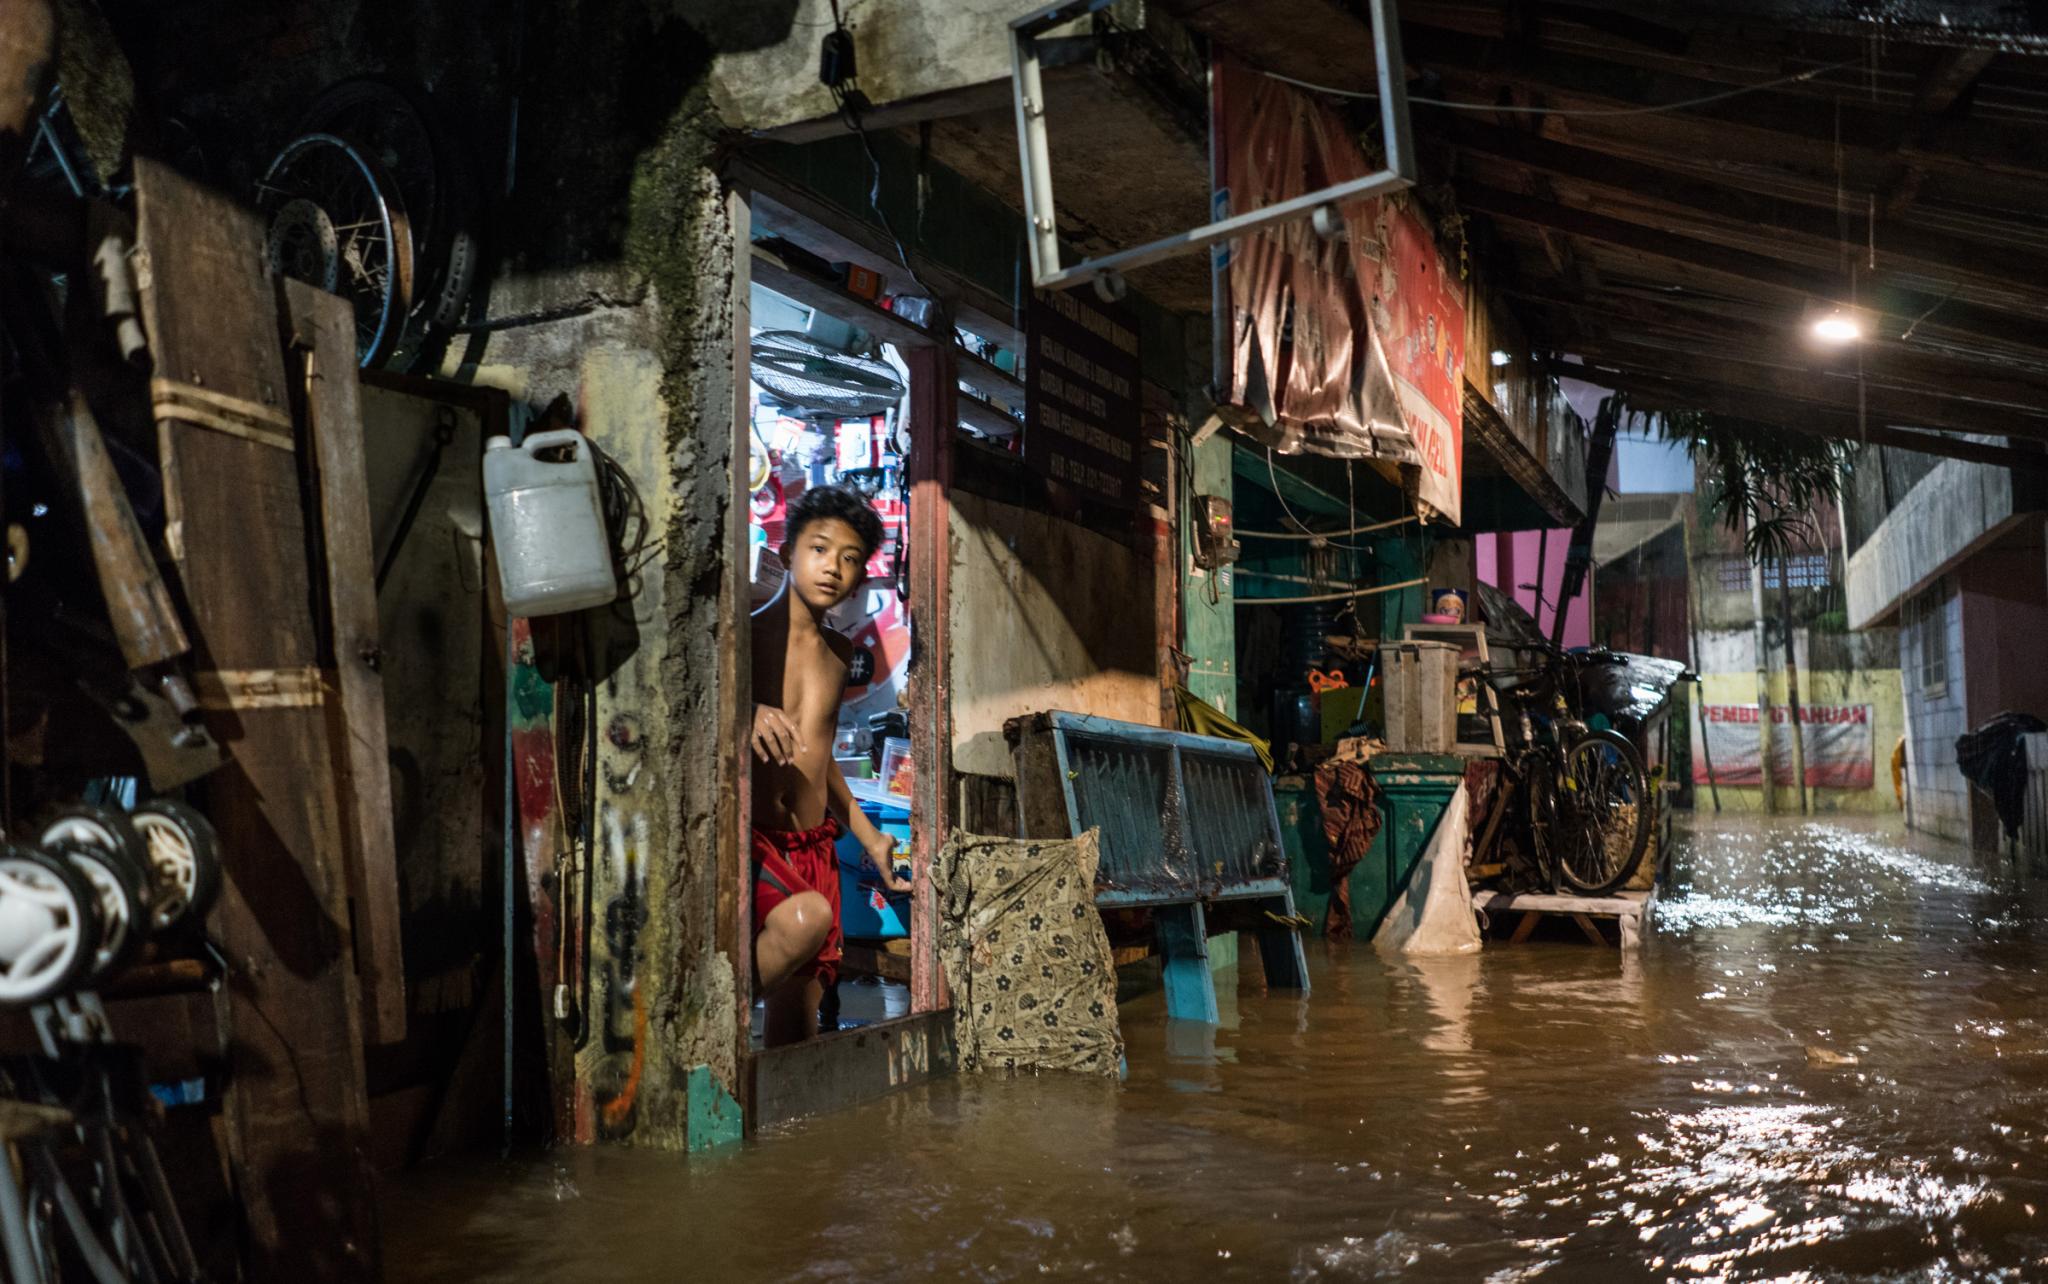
1748, 520, 1777, 815
0, 1139, 44, 1284
1778, 558, 1810, 815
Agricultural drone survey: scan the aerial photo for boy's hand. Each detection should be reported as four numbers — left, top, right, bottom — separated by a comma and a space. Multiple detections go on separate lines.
864, 830, 913, 893
751, 704, 804, 765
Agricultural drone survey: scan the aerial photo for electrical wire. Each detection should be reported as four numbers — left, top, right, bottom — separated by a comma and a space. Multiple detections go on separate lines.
1237, 513, 1416, 540
1235, 576, 1426, 607
1261, 58, 1861, 117
825, 4, 942, 314
1264, 447, 1374, 553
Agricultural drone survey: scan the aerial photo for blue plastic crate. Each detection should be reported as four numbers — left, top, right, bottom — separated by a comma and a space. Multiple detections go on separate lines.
836, 798, 912, 939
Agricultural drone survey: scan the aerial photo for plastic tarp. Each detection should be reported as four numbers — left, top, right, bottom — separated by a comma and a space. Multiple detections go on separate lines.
937, 829, 1124, 1077
1211, 57, 1466, 522
1957, 712, 2048, 840
1372, 783, 1481, 955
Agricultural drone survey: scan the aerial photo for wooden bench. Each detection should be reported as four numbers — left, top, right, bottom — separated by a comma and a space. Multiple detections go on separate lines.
1472, 887, 1657, 949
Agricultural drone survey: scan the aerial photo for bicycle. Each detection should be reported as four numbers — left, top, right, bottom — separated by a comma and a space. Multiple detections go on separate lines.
1484, 639, 1654, 897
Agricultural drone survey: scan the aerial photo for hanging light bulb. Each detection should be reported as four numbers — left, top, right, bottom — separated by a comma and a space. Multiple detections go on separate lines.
1811, 309, 1863, 344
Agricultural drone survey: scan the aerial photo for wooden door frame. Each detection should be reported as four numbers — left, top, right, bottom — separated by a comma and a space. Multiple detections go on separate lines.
726, 181, 959, 1129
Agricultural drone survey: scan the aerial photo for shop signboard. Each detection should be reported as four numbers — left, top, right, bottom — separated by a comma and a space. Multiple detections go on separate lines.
1693, 702, 1876, 789
1210, 56, 1465, 524
1024, 285, 1142, 508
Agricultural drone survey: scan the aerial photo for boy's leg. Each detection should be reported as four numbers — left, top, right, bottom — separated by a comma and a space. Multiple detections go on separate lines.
755, 889, 834, 993
761, 973, 825, 1047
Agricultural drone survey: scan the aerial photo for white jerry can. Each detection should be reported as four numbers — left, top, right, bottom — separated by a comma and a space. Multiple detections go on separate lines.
483, 429, 619, 616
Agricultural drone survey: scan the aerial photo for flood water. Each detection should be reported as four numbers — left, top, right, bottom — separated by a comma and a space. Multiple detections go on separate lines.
384, 816, 2048, 1280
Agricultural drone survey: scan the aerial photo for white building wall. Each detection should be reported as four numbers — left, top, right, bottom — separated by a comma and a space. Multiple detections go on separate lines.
1899, 584, 1971, 842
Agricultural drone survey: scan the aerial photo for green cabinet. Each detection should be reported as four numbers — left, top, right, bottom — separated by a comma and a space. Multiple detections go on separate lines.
1279, 753, 1466, 939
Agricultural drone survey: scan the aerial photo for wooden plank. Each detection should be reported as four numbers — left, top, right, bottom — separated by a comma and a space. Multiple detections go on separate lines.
1475, 889, 1652, 917
285, 280, 406, 1046
905, 345, 956, 1015
1508, 911, 1541, 944
726, 192, 757, 1129
131, 156, 379, 1282
1570, 912, 1613, 948
841, 940, 912, 983
751, 1009, 957, 1128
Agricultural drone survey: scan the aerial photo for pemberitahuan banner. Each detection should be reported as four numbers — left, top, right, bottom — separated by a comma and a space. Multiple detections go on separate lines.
1693, 703, 1876, 789
1209, 56, 1464, 524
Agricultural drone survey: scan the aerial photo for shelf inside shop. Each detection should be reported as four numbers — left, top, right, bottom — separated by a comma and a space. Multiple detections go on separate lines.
955, 346, 1025, 406
750, 245, 1027, 412
958, 392, 1021, 438
751, 247, 936, 350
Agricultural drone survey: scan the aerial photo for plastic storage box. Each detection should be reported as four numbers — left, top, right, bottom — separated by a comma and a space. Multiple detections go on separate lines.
837, 780, 913, 939
1382, 640, 1459, 753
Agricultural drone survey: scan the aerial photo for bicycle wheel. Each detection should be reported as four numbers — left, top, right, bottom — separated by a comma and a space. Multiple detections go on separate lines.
1552, 730, 1652, 897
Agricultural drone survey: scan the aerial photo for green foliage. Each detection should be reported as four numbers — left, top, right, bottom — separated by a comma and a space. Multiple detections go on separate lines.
1640, 401, 1852, 565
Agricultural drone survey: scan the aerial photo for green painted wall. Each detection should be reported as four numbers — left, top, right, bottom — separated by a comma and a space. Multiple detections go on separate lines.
1183, 434, 1237, 716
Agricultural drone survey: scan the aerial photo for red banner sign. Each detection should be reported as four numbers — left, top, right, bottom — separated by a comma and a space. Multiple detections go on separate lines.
1694, 703, 1876, 789
1210, 56, 1464, 523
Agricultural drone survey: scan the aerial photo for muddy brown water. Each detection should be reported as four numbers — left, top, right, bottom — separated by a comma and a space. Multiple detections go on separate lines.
383, 816, 2048, 1280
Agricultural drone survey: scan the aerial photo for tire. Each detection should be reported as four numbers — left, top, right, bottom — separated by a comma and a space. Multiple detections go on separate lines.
0, 842, 104, 1005
1552, 729, 1652, 897
129, 800, 223, 933
38, 804, 156, 973
46, 841, 151, 979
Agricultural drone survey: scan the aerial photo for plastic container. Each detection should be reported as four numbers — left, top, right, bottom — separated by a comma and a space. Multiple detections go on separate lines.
880, 981, 911, 1019
836, 789, 913, 939
1382, 640, 1459, 752
483, 429, 619, 616
879, 737, 913, 798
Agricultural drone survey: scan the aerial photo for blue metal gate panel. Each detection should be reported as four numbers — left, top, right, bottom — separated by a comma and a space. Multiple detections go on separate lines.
1043, 713, 1291, 909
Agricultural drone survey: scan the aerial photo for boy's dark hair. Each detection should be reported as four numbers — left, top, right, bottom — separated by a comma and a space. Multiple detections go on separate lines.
783, 484, 885, 561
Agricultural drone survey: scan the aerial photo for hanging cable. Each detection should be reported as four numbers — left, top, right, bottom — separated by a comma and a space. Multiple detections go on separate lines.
824, 1, 941, 310
1260, 59, 1860, 116
1234, 577, 1426, 607
1264, 447, 1375, 552
1237, 513, 1416, 540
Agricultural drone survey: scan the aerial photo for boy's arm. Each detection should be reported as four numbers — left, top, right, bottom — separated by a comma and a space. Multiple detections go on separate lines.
828, 761, 913, 892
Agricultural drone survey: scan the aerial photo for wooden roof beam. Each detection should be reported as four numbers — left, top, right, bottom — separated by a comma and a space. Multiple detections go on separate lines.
1458, 183, 2048, 359
1508, 286, 2048, 396
1567, 367, 2048, 472
1554, 338, 2048, 439
1448, 123, 2047, 294
1915, 46, 1997, 115
1404, 28, 2048, 183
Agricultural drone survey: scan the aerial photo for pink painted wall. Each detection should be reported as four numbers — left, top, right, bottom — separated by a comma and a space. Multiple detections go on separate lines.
1475, 530, 1591, 648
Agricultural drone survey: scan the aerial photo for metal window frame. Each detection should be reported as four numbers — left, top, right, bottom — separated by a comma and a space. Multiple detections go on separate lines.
1008, 0, 1416, 295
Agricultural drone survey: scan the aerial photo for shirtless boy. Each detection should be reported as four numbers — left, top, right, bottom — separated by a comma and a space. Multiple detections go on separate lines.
751, 485, 912, 1046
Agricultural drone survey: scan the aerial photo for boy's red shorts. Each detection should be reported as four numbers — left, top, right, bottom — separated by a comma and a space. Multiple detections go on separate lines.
751, 818, 842, 986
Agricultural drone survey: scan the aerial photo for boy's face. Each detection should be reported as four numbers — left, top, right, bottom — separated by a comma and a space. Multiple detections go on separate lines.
783, 516, 869, 612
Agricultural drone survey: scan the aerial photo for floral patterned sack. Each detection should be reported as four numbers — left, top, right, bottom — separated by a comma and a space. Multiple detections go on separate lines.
937, 828, 1123, 1077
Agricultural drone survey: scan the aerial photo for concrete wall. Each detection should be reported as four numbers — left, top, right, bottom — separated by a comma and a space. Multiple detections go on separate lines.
1692, 627, 1906, 816
1846, 455, 2024, 629
949, 492, 1165, 777
1899, 583, 1971, 841
709, 0, 1052, 136
1475, 529, 1590, 648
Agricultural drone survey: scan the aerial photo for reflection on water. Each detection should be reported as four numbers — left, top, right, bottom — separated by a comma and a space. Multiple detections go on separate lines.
384, 816, 2048, 1280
